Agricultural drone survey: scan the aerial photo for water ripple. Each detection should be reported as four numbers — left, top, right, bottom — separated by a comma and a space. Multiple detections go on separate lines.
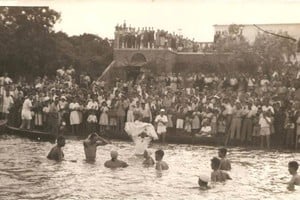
0, 135, 299, 200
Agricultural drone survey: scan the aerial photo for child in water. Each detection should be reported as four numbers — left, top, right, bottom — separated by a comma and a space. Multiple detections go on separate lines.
218, 148, 231, 171
211, 157, 231, 182
143, 150, 155, 167
155, 149, 169, 170
198, 174, 211, 190
287, 161, 300, 191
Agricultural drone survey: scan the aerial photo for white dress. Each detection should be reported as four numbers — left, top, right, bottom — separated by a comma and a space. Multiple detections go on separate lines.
99, 106, 109, 125
21, 98, 32, 120
69, 102, 80, 125
2, 95, 14, 113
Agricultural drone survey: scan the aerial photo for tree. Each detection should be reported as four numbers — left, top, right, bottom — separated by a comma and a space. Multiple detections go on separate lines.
0, 7, 114, 80
0, 7, 60, 78
214, 24, 297, 74
253, 32, 297, 73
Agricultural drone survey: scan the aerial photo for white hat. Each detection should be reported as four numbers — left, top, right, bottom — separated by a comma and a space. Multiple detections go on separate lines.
160, 109, 165, 112
198, 174, 210, 183
61, 96, 67, 100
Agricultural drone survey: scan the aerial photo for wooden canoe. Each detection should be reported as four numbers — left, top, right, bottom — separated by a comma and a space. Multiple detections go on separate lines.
102, 130, 225, 146
0, 119, 7, 134
5, 126, 57, 143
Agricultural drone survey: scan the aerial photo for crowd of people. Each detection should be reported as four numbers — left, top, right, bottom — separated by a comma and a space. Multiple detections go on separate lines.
114, 22, 212, 52
1, 63, 300, 150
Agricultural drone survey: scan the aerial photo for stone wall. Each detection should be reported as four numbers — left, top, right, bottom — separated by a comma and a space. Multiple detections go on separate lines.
113, 49, 230, 73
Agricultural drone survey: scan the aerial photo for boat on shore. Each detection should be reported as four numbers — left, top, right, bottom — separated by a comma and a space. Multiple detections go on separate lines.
101, 130, 225, 146
0, 120, 7, 134
5, 125, 57, 143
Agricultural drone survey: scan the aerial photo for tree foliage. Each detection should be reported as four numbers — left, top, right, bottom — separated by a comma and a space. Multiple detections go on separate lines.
214, 24, 297, 74
0, 7, 113, 79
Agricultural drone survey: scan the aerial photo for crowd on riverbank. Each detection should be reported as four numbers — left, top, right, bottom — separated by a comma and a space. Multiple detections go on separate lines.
1, 63, 300, 149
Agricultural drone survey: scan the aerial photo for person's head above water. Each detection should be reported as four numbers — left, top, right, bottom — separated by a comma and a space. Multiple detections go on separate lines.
288, 161, 299, 175
88, 133, 99, 143
211, 157, 221, 170
155, 149, 164, 161
57, 136, 65, 147
198, 174, 210, 187
110, 150, 118, 161
143, 150, 150, 158
218, 148, 227, 158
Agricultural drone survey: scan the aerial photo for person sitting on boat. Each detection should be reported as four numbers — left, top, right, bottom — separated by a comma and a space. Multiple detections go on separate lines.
125, 111, 158, 155
143, 150, 155, 167
198, 174, 211, 190
287, 161, 300, 191
210, 157, 231, 182
198, 119, 212, 136
218, 148, 231, 171
155, 149, 169, 170
104, 150, 128, 169
83, 133, 111, 162
47, 136, 66, 162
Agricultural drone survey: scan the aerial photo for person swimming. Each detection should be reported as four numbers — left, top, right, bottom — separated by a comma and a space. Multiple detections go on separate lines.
142, 150, 155, 167
198, 174, 211, 190
155, 149, 169, 170
287, 161, 300, 191
83, 133, 111, 162
218, 148, 231, 171
104, 150, 129, 168
211, 157, 231, 182
47, 136, 65, 161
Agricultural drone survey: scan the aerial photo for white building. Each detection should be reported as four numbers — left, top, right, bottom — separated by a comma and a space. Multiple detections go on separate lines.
214, 23, 300, 44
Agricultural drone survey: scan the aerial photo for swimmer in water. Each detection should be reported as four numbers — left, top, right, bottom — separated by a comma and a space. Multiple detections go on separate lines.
211, 157, 231, 182
143, 150, 155, 167
198, 174, 211, 190
218, 148, 231, 171
155, 149, 169, 170
47, 136, 65, 161
287, 161, 300, 191
83, 133, 111, 162
104, 151, 128, 168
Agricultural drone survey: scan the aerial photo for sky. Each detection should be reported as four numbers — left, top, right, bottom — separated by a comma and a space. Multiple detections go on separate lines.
1, 0, 300, 42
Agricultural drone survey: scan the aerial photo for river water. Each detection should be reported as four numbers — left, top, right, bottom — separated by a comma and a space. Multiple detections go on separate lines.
0, 135, 299, 200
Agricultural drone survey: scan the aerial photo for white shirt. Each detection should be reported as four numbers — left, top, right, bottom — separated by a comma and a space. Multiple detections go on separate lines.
262, 105, 274, 114
87, 101, 99, 110
155, 115, 168, 127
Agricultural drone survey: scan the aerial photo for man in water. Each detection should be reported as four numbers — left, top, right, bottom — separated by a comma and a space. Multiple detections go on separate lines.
47, 136, 65, 161
143, 150, 155, 167
155, 149, 169, 170
218, 148, 231, 171
211, 157, 231, 182
287, 161, 300, 191
104, 150, 128, 168
83, 133, 111, 162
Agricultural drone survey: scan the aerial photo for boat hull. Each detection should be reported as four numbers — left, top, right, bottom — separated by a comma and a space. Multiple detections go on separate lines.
0, 120, 7, 134
6, 126, 56, 143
